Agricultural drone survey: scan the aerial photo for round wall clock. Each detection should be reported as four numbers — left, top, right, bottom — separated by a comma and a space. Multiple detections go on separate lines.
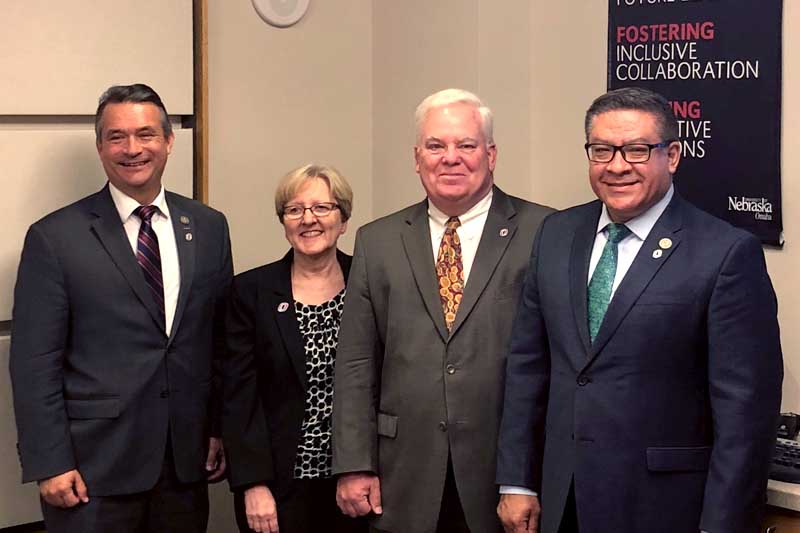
252, 0, 310, 28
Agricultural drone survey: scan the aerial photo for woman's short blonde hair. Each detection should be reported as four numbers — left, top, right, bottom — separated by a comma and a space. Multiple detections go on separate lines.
274, 163, 354, 222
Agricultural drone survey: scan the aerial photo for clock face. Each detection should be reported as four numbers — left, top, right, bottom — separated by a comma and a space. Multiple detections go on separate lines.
252, 0, 310, 28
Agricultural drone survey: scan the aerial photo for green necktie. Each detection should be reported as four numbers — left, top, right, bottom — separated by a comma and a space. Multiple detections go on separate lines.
587, 223, 631, 342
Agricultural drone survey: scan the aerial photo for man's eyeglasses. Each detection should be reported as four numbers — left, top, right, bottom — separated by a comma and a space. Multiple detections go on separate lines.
282, 203, 340, 220
584, 141, 675, 163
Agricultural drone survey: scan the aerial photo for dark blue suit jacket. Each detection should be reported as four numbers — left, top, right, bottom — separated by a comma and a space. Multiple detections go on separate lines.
497, 192, 782, 533
10, 185, 232, 495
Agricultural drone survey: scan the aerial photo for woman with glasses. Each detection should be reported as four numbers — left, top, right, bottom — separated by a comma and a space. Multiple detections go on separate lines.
223, 164, 366, 533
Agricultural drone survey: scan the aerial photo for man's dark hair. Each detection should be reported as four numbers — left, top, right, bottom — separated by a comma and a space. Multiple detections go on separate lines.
584, 87, 679, 142
95, 83, 172, 141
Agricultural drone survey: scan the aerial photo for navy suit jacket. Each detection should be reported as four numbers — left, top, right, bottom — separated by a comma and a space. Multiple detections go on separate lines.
497, 192, 782, 533
10, 185, 232, 495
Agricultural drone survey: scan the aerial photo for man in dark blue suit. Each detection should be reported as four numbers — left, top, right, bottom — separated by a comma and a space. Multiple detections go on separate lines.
10, 84, 231, 533
496, 87, 783, 533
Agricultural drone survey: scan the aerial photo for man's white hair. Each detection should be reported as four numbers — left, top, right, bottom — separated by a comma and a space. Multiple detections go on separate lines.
414, 88, 494, 145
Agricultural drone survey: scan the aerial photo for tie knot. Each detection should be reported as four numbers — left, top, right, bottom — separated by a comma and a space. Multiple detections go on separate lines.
445, 216, 461, 231
134, 205, 159, 223
605, 223, 630, 244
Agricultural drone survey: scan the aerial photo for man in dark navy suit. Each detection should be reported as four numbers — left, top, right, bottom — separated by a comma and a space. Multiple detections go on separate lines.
10, 84, 232, 533
496, 87, 782, 533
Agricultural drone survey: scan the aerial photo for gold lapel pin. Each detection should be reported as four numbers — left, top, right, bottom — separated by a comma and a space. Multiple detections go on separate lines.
499, 228, 509, 237
652, 249, 663, 259
185, 233, 193, 241
659, 238, 672, 249
180, 216, 190, 225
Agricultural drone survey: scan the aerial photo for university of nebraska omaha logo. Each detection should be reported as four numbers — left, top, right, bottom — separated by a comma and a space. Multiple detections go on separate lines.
728, 196, 773, 221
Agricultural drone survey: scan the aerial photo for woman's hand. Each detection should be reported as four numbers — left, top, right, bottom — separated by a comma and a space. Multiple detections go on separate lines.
244, 484, 279, 532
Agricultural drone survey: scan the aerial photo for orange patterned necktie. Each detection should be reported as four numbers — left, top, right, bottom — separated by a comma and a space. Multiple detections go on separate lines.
436, 216, 464, 332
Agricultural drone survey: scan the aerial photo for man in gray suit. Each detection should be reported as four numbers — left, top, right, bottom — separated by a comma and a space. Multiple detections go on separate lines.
333, 88, 553, 532
10, 84, 231, 533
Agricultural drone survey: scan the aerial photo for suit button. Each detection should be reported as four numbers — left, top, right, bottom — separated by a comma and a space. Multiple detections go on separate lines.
160, 390, 170, 398
577, 376, 590, 386
446, 364, 456, 375
438, 421, 448, 432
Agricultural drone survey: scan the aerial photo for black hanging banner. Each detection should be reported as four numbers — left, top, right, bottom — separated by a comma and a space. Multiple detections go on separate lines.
607, 0, 783, 245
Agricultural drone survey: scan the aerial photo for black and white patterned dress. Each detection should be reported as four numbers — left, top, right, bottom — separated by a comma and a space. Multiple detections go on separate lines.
292, 288, 346, 479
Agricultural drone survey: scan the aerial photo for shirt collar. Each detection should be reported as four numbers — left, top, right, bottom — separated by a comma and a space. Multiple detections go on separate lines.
427, 188, 493, 226
108, 182, 170, 223
595, 183, 674, 241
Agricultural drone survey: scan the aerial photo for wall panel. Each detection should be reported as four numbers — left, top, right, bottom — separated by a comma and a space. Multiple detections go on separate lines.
1, 129, 194, 321
0, 1, 193, 114
0, 336, 41, 528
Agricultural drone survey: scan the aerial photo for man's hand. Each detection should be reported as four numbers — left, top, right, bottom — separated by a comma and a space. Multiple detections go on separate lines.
336, 472, 382, 517
498, 493, 540, 533
206, 437, 226, 481
244, 484, 279, 532
39, 469, 89, 508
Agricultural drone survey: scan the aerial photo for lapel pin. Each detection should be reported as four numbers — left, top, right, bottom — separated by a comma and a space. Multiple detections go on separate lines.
180, 216, 190, 225
185, 233, 193, 241
659, 238, 672, 249
652, 249, 663, 259
499, 228, 509, 237
278, 302, 289, 313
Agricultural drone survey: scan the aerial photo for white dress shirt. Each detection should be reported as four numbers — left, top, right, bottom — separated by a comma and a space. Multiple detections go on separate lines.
588, 184, 674, 296
500, 184, 675, 498
108, 182, 181, 335
428, 189, 493, 285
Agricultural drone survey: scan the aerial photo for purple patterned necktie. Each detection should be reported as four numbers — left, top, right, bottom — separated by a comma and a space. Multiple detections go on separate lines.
133, 205, 165, 322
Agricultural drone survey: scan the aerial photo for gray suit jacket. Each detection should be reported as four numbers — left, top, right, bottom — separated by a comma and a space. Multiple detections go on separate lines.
10, 185, 232, 495
333, 186, 553, 532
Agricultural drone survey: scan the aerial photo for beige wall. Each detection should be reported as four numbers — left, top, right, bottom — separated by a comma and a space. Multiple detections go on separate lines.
371, 0, 538, 216
0, 1, 193, 115
765, 3, 800, 410
371, 1, 478, 215
207, 0, 373, 272
529, 4, 607, 209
